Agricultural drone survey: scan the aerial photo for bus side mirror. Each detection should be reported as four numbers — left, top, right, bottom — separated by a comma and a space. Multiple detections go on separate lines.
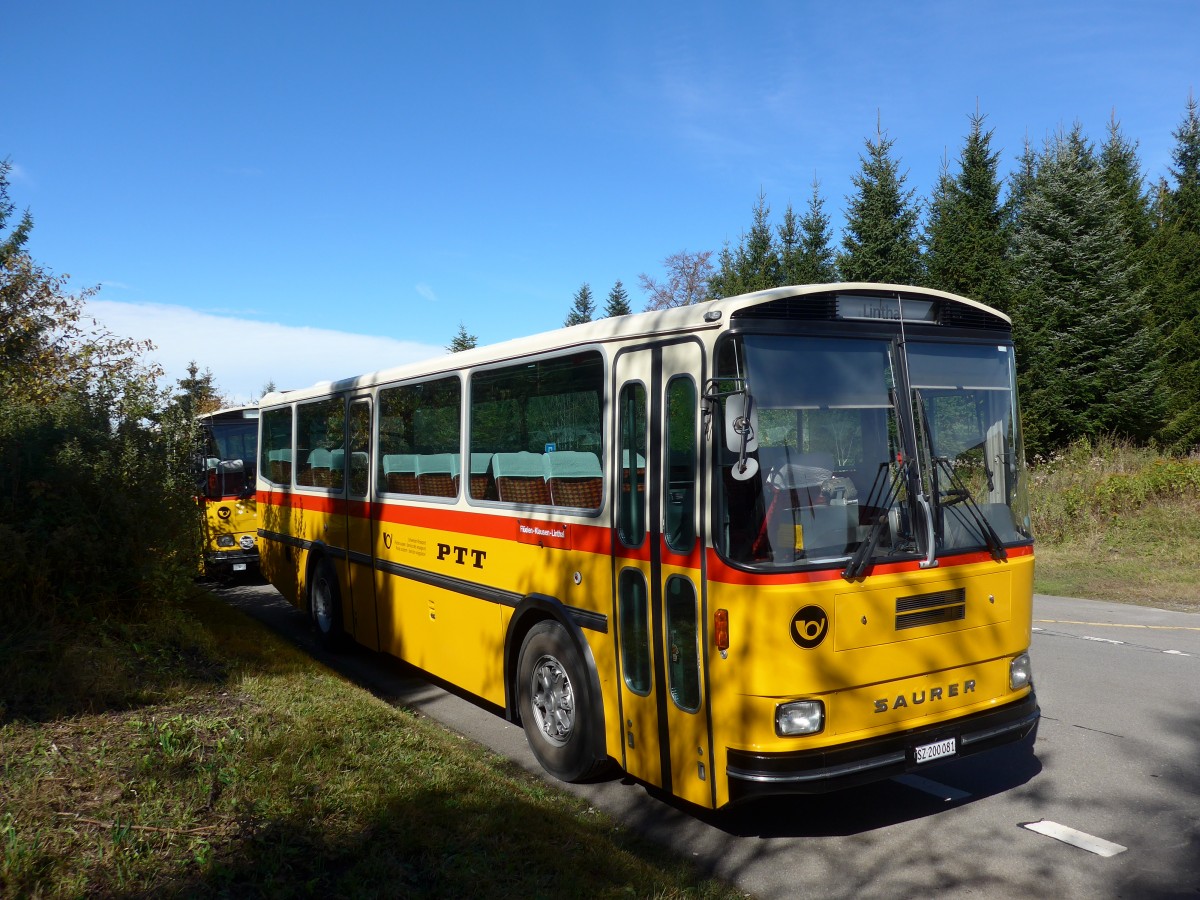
725, 392, 759, 482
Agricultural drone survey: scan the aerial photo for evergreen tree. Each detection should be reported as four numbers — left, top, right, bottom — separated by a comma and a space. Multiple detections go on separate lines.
446, 322, 478, 352
709, 191, 780, 298
0, 159, 32, 266
777, 203, 801, 285
1149, 94, 1200, 449
794, 180, 838, 283
603, 280, 632, 317
1010, 124, 1158, 454
173, 361, 224, 419
564, 283, 595, 326
838, 122, 923, 284
1100, 113, 1154, 251
923, 112, 1012, 310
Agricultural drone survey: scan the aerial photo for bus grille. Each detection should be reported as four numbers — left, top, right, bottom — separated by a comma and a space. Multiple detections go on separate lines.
895, 588, 966, 630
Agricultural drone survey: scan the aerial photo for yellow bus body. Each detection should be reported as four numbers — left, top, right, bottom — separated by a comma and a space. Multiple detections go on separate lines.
256, 283, 1039, 809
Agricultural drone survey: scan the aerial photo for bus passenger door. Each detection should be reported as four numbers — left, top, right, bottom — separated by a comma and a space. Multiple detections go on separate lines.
345, 397, 380, 650
612, 342, 713, 807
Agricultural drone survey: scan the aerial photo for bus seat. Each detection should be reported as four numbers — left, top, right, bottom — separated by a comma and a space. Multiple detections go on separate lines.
328, 449, 346, 489
268, 449, 292, 485
382, 453, 419, 494
545, 450, 602, 508
306, 448, 334, 487
416, 453, 460, 498
469, 452, 493, 499
493, 451, 550, 505
215, 458, 247, 496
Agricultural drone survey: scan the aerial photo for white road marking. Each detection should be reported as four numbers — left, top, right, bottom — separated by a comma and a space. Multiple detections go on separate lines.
1022, 820, 1127, 857
1083, 636, 1124, 645
894, 774, 972, 801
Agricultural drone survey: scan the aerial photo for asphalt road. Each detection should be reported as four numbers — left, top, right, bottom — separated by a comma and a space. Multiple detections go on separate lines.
216, 580, 1200, 899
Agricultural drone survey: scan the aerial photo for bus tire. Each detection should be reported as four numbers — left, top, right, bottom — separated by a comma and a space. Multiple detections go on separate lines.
309, 557, 344, 650
517, 620, 599, 783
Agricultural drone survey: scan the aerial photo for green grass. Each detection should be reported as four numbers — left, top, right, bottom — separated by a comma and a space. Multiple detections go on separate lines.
1, 593, 744, 899
1030, 438, 1200, 612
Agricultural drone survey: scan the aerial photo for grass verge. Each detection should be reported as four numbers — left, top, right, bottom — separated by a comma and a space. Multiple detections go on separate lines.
1030, 439, 1200, 612
1, 591, 743, 899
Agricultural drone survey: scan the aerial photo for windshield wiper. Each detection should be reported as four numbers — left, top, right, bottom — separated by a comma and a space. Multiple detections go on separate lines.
843, 513, 887, 581
842, 461, 905, 581
932, 455, 1008, 562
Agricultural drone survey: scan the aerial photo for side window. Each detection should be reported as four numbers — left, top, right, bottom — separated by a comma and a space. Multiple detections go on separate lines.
469, 351, 603, 509
664, 376, 697, 553
377, 377, 461, 498
665, 576, 701, 712
260, 407, 293, 487
348, 399, 371, 497
618, 568, 651, 695
296, 398, 345, 490
617, 382, 647, 546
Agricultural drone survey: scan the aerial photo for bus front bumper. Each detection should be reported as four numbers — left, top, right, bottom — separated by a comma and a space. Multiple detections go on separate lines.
204, 549, 260, 577
726, 692, 1039, 802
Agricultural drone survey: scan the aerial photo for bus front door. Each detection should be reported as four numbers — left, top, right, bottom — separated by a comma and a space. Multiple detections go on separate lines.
613, 341, 714, 808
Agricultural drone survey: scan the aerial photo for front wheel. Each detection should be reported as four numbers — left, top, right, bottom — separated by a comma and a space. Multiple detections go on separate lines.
517, 620, 602, 782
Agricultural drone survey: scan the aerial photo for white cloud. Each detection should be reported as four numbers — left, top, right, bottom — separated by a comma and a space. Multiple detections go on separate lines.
415, 283, 438, 303
86, 300, 446, 405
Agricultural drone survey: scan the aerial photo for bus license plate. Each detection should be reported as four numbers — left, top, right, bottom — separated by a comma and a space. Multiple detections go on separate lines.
233, 563, 247, 572
915, 737, 956, 764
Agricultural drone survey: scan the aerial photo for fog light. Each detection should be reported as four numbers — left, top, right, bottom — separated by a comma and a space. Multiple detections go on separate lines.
1010, 652, 1033, 690
216, 535, 236, 547
776, 699, 825, 736
240, 535, 255, 550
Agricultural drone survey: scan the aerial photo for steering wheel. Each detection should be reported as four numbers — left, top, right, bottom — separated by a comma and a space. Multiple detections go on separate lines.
765, 463, 831, 493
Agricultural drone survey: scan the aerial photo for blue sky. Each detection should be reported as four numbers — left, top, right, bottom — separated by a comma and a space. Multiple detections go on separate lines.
5, 1, 1198, 402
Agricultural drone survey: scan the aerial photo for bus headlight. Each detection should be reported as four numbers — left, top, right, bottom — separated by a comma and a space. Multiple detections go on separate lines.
1009, 652, 1033, 690
216, 535, 236, 547
240, 535, 256, 550
776, 700, 824, 736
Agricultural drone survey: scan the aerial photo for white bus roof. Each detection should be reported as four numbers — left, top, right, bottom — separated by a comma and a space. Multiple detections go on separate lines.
260, 283, 1007, 406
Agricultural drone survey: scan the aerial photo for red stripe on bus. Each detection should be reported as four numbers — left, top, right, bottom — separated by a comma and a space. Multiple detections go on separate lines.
705, 543, 1032, 586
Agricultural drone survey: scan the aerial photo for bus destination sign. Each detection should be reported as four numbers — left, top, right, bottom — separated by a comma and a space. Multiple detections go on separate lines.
837, 295, 936, 324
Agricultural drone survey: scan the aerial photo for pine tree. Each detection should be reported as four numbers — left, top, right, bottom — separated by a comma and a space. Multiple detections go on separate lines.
175, 361, 224, 418
603, 280, 632, 317
709, 191, 781, 298
838, 122, 922, 284
0, 159, 33, 266
564, 283, 595, 326
1149, 93, 1200, 449
1010, 124, 1158, 454
446, 322, 478, 353
923, 112, 1012, 310
794, 179, 838, 283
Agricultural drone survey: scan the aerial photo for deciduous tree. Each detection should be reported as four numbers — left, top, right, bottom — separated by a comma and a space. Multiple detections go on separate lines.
639, 249, 714, 309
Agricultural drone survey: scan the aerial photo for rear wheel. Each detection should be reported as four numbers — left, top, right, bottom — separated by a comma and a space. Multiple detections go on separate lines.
309, 558, 344, 649
517, 620, 602, 782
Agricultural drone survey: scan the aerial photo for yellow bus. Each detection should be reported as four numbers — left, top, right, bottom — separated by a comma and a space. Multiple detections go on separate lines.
197, 405, 260, 578
256, 283, 1038, 808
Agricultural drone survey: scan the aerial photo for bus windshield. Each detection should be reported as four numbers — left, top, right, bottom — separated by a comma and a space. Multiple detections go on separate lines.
715, 334, 1031, 570
907, 341, 1032, 555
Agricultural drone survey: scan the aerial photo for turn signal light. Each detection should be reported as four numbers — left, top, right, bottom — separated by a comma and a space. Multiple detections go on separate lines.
715, 608, 729, 652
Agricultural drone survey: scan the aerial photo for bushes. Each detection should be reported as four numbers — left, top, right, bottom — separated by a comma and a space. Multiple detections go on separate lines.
0, 384, 203, 720
1030, 437, 1200, 542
